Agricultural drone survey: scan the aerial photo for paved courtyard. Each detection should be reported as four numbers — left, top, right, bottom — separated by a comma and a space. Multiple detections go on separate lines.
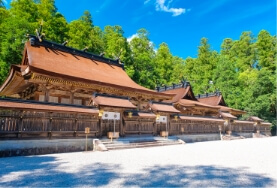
0, 137, 276, 187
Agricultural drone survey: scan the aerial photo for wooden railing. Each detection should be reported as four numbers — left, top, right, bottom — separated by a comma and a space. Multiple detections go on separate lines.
0, 110, 98, 139
1, 108, 272, 139
124, 118, 155, 134
232, 122, 254, 133
172, 120, 222, 134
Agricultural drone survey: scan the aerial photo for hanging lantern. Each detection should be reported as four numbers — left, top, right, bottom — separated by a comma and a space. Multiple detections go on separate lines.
128, 111, 133, 118
174, 115, 178, 121
156, 114, 160, 121
99, 109, 104, 117
224, 120, 228, 126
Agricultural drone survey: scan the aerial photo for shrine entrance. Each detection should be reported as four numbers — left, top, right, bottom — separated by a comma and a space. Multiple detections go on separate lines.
124, 119, 155, 135
123, 111, 156, 135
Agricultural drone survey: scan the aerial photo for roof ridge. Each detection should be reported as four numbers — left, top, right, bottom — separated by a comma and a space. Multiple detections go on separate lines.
196, 91, 221, 99
156, 82, 190, 92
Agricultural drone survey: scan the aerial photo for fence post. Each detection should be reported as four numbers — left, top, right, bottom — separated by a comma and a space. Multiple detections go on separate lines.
48, 112, 52, 139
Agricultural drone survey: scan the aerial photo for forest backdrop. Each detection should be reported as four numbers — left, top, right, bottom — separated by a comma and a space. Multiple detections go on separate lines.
0, 0, 276, 134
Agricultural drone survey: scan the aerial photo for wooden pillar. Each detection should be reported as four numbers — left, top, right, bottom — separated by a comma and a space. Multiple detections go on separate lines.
18, 111, 24, 138
120, 110, 124, 137
138, 119, 141, 135
44, 88, 49, 102
48, 112, 52, 139
70, 92, 74, 104
98, 118, 102, 138
74, 114, 77, 137
153, 120, 155, 136
167, 114, 170, 136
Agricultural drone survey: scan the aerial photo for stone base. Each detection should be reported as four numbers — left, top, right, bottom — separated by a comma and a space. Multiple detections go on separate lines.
177, 133, 221, 143
0, 139, 94, 157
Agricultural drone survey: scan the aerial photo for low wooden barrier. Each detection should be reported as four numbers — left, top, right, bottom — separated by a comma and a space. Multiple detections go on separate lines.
0, 110, 98, 139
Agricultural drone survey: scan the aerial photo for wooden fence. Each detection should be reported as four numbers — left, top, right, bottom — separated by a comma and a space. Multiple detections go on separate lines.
0, 109, 98, 139
0, 109, 272, 139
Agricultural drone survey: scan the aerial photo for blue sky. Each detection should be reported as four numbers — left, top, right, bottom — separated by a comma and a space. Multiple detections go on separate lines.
4, 0, 276, 58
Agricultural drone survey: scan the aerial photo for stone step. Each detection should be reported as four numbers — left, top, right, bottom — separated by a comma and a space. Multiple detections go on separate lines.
253, 133, 270, 138
104, 140, 183, 150
221, 134, 245, 140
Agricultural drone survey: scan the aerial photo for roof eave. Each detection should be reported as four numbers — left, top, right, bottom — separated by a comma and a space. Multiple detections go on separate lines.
28, 66, 173, 99
0, 65, 22, 95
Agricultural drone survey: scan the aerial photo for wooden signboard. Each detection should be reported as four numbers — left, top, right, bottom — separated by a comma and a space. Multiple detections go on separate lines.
85, 127, 90, 134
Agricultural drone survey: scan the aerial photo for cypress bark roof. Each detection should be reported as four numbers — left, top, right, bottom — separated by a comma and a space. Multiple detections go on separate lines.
178, 99, 220, 109
197, 95, 226, 106
149, 102, 180, 113
161, 86, 197, 103
92, 95, 136, 109
0, 37, 173, 100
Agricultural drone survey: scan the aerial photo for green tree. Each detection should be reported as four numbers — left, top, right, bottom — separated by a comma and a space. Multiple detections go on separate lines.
129, 28, 156, 88
183, 57, 195, 80
256, 30, 276, 72
0, 0, 38, 65
67, 10, 104, 54
213, 38, 240, 107
228, 32, 257, 110
67, 11, 94, 50
231, 31, 256, 72
246, 68, 276, 130
154, 42, 174, 85
0, 59, 9, 84
89, 26, 105, 54
184, 38, 218, 94
37, 0, 68, 43
103, 25, 131, 62
171, 56, 186, 84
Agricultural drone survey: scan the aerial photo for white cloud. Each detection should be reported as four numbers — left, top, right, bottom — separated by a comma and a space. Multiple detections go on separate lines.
144, 0, 151, 4
155, 0, 186, 16
127, 34, 138, 43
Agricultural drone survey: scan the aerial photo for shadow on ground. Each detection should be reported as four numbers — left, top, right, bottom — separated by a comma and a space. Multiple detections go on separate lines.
0, 155, 120, 187
123, 165, 276, 187
0, 155, 275, 187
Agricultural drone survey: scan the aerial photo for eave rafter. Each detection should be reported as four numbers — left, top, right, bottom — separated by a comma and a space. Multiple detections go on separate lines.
28, 73, 169, 101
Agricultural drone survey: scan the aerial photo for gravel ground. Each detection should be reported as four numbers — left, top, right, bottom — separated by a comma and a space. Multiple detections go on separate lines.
0, 137, 276, 187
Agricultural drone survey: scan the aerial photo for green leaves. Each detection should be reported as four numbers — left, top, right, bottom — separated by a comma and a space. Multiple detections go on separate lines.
183, 38, 217, 95
257, 30, 276, 72
129, 28, 156, 88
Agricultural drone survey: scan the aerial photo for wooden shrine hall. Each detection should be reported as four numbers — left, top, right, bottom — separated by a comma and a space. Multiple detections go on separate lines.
0, 35, 271, 139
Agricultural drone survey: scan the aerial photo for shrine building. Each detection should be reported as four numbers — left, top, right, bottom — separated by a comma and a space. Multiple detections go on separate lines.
0, 34, 271, 141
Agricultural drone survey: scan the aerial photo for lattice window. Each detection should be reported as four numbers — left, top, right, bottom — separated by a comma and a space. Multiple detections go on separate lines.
39, 95, 45, 102
74, 99, 82, 105
61, 97, 70, 104
49, 96, 59, 103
